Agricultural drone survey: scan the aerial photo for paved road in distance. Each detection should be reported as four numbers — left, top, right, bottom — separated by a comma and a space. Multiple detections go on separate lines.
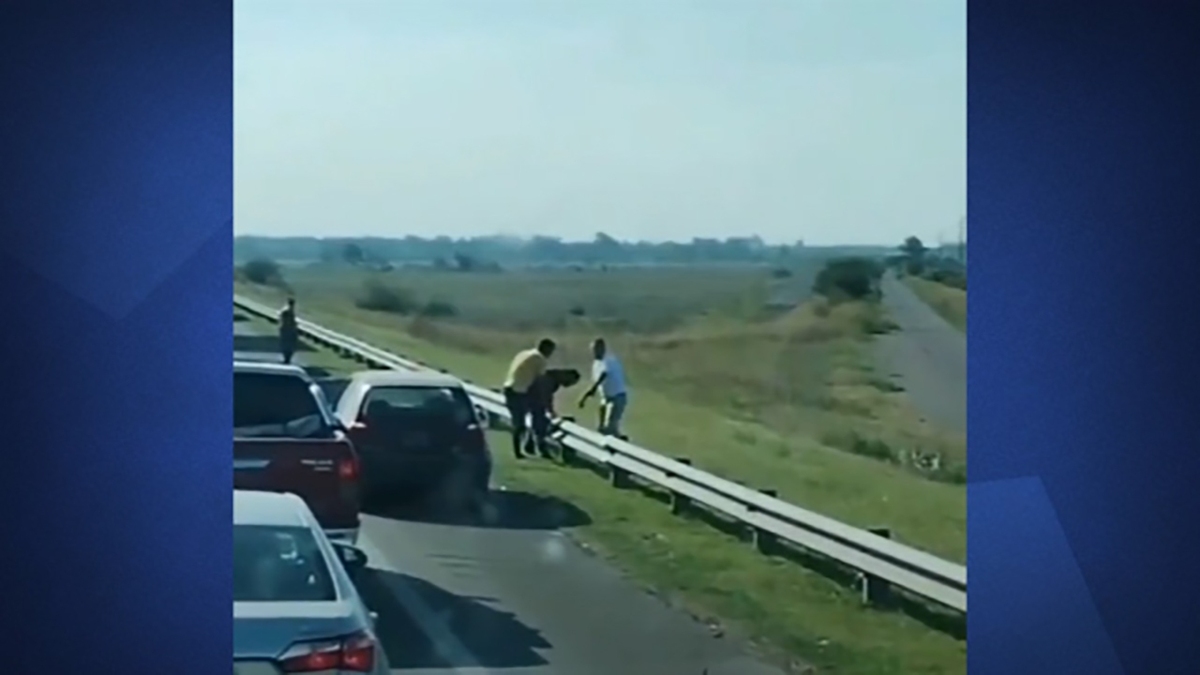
876, 272, 968, 434
234, 318, 786, 675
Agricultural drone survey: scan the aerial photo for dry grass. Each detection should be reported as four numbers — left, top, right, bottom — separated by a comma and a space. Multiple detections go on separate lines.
903, 277, 967, 332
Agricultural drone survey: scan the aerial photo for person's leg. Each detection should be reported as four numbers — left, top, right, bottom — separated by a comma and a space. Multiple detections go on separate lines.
280, 334, 296, 364
529, 402, 551, 456
503, 389, 529, 458
597, 398, 610, 433
606, 393, 628, 438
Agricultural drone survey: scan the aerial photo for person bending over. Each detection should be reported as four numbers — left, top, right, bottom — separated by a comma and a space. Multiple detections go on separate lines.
502, 338, 556, 458
524, 367, 581, 456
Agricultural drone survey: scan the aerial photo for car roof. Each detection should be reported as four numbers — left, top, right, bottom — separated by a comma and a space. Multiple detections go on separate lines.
234, 360, 313, 380
349, 368, 464, 388
233, 490, 314, 528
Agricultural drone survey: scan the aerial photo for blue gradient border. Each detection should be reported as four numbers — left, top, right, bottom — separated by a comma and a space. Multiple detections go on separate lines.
0, 1, 231, 672
970, 1, 1200, 674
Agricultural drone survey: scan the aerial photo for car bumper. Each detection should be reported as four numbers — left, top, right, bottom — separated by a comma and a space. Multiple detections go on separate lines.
325, 527, 360, 545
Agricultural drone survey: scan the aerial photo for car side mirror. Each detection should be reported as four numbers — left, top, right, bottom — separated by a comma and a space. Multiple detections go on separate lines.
331, 541, 369, 575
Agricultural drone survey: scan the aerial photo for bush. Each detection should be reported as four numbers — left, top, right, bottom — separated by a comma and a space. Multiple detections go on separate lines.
812, 257, 883, 302
240, 258, 283, 286
354, 279, 418, 314
926, 269, 967, 290
419, 300, 458, 318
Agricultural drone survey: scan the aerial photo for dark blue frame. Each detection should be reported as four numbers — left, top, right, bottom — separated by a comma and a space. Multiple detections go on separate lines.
0, 1, 231, 672
970, 1, 1200, 673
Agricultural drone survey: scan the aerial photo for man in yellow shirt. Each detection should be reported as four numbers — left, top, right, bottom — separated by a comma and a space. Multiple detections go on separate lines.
502, 338, 557, 458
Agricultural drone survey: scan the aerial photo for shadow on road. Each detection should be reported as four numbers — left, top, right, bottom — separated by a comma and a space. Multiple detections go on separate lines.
357, 568, 551, 670
367, 489, 593, 531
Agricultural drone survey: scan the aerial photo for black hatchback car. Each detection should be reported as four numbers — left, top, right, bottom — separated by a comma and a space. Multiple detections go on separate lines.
321, 370, 492, 514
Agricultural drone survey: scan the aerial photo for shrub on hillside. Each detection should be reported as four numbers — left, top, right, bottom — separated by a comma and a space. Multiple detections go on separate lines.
812, 257, 883, 302
354, 278, 418, 314
418, 299, 458, 318
925, 269, 968, 290
240, 258, 283, 286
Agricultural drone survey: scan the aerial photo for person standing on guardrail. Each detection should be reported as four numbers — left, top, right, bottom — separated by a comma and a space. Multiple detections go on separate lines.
577, 337, 629, 439
502, 338, 557, 458
278, 297, 299, 365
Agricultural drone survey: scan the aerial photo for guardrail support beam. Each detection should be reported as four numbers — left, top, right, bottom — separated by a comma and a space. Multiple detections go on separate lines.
668, 458, 692, 515
859, 527, 894, 608
609, 464, 631, 489
752, 488, 780, 555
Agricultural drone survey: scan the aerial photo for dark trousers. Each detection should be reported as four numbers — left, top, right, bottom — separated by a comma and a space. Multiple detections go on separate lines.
279, 334, 297, 364
503, 387, 549, 456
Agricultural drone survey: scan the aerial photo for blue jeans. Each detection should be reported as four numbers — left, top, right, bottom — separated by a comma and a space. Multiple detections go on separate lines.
599, 393, 628, 436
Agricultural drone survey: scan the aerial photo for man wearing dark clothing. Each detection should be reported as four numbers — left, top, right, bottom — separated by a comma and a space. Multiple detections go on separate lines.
523, 368, 581, 456
502, 338, 556, 458
278, 298, 299, 365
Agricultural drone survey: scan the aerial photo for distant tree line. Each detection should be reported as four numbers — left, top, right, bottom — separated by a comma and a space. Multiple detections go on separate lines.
234, 233, 897, 268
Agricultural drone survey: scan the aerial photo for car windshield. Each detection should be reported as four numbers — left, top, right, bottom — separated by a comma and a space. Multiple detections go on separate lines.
233, 525, 336, 602
361, 386, 475, 428
234, 372, 330, 438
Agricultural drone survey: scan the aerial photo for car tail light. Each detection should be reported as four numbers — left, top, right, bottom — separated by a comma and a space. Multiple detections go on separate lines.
338, 456, 358, 480
279, 631, 376, 673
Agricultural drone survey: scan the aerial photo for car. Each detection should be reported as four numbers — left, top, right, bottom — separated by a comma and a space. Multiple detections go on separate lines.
235, 360, 363, 543
318, 369, 492, 514
234, 490, 388, 674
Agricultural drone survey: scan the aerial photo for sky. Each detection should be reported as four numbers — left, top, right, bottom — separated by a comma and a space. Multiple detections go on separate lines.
234, 0, 965, 246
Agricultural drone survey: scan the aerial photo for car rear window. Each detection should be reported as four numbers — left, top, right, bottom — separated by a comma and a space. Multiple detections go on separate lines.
235, 372, 331, 438
361, 386, 476, 427
234, 525, 337, 602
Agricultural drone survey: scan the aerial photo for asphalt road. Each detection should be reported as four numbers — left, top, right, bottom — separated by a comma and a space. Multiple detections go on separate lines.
234, 318, 786, 675
875, 272, 967, 434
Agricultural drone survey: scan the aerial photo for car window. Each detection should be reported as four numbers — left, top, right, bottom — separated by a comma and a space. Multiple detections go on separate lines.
234, 372, 331, 438
360, 386, 475, 426
233, 525, 337, 602
316, 378, 350, 412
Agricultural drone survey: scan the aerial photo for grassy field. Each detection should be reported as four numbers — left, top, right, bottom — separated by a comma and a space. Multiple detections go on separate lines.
244, 310, 966, 675
238, 265, 965, 555
903, 276, 967, 332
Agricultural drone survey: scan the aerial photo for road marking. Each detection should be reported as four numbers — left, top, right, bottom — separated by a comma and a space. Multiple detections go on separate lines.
356, 530, 494, 674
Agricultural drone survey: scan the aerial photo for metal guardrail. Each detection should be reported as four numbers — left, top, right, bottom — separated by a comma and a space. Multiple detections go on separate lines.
234, 295, 966, 614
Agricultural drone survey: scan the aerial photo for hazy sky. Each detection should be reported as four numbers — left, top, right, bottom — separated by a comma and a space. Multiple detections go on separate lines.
234, 0, 965, 245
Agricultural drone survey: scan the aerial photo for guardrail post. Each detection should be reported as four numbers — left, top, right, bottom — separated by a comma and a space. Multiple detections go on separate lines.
859, 527, 894, 607
669, 458, 692, 515
609, 462, 631, 489
558, 439, 576, 465
751, 489, 779, 554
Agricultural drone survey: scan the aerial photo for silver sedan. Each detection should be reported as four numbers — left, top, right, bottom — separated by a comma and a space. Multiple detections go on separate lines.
234, 490, 388, 674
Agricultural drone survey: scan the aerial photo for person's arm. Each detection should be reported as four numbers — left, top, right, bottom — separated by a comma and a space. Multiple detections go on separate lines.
578, 363, 608, 406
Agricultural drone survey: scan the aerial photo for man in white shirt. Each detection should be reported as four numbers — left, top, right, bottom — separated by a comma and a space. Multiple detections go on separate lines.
578, 337, 629, 438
